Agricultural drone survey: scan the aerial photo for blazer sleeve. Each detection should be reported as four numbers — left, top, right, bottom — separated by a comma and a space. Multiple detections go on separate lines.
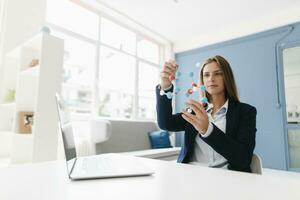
201, 104, 257, 171
156, 84, 186, 132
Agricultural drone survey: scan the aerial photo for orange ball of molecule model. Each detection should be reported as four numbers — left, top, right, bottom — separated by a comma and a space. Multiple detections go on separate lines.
187, 88, 193, 94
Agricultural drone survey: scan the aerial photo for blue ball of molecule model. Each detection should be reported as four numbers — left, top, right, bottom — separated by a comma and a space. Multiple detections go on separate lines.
199, 85, 206, 91
188, 72, 194, 77
200, 96, 208, 104
166, 92, 173, 99
176, 71, 182, 77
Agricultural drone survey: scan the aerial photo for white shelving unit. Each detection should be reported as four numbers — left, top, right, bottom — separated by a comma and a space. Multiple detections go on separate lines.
4, 32, 64, 164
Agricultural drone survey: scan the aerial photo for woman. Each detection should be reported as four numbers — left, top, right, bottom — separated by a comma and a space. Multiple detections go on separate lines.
156, 55, 257, 172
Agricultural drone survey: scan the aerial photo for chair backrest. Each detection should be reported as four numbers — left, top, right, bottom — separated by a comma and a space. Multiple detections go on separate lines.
71, 119, 111, 156
97, 120, 159, 153
250, 153, 262, 174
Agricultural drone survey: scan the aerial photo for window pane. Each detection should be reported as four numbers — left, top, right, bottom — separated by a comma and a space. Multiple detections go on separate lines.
138, 62, 159, 119
52, 31, 96, 113
283, 46, 300, 171
98, 46, 135, 118
284, 46, 300, 123
288, 129, 300, 169
137, 39, 159, 64
100, 18, 136, 55
46, 0, 99, 39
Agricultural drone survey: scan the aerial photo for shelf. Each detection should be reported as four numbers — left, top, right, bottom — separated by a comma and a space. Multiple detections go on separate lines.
10, 133, 34, 164
6, 34, 42, 58
13, 132, 33, 136
0, 103, 16, 107
4, 32, 64, 164
19, 66, 40, 77
0, 32, 64, 163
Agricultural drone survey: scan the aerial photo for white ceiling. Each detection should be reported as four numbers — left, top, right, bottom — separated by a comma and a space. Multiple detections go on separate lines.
96, 0, 300, 52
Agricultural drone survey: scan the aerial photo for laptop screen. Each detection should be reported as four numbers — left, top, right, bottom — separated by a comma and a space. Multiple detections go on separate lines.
55, 94, 77, 173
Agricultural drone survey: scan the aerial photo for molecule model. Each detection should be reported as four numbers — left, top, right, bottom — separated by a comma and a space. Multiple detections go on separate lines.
160, 62, 213, 112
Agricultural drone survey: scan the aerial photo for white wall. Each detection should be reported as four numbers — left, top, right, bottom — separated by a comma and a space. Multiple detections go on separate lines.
2, 0, 46, 53
0, 0, 6, 50
0, 0, 7, 93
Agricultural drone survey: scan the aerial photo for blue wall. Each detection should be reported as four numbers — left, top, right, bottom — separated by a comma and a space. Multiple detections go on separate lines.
174, 22, 300, 170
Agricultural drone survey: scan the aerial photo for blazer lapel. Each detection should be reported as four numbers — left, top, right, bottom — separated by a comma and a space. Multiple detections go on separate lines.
226, 98, 237, 137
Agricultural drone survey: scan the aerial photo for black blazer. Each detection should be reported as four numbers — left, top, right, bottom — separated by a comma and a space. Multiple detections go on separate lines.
156, 85, 257, 172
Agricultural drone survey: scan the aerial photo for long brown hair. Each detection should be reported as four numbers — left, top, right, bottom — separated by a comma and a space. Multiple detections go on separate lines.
199, 55, 240, 102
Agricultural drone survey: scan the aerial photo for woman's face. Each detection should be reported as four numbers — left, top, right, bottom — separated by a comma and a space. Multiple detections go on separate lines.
202, 61, 225, 97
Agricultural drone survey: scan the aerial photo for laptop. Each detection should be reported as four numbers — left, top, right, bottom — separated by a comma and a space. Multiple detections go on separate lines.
55, 94, 154, 180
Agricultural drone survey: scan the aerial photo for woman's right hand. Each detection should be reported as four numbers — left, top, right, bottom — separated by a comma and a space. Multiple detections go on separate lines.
160, 59, 178, 90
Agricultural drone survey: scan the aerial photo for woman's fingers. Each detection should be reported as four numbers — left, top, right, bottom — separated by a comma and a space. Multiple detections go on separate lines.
163, 65, 174, 74
182, 107, 209, 134
169, 59, 179, 70
186, 99, 206, 115
160, 60, 178, 89
160, 71, 170, 79
164, 61, 177, 72
183, 100, 210, 134
185, 103, 201, 116
181, 112, 197, 126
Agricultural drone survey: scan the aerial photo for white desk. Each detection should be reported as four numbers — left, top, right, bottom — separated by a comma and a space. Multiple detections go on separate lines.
120, 147, 181, 160
1, 156, 300, 200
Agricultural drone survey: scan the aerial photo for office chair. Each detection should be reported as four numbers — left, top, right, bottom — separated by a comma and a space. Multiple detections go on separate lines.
250, 153, 262, 174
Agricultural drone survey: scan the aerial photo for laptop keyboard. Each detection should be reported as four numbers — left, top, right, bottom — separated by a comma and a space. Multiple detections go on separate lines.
80, 156, 119, 174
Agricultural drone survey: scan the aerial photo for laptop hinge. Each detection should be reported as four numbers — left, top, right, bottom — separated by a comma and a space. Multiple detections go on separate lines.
69, 157, 78, 177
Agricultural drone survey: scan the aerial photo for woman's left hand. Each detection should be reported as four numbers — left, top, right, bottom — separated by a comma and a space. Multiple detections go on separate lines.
181, 99, 209, 135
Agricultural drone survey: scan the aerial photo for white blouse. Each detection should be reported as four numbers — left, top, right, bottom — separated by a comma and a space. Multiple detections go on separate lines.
190, 100, 229, 168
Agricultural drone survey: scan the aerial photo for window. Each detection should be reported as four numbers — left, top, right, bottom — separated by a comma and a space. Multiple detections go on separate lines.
101, 18, 136, 55
138, 62, 159, 119
46, 0, 164, 120
283, 46, 300, 170
98, 46, 135, 118
51, 31, 96, 114
137, 39, 159, 64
